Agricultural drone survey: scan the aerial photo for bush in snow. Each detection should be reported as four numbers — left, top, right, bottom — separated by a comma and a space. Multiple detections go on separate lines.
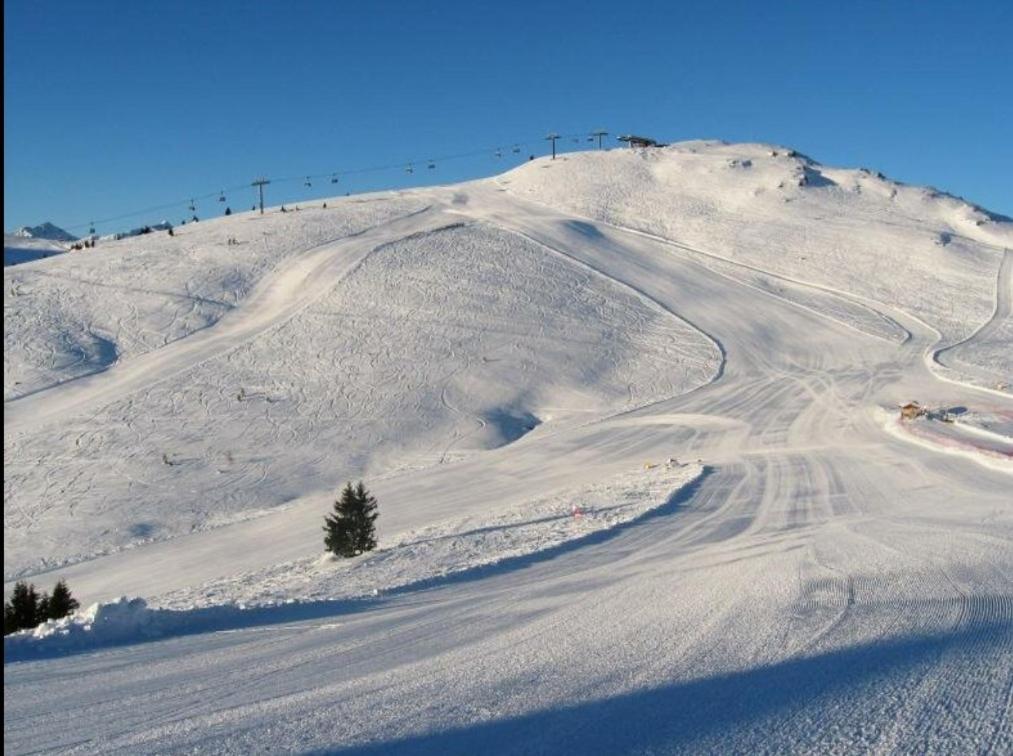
323, 482, 379, 558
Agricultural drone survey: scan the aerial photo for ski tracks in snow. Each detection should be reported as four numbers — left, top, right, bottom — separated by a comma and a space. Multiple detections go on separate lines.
4, 207, 441, 436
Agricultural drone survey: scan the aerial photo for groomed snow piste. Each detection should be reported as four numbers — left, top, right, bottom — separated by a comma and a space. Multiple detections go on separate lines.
4, 141, 1012, 754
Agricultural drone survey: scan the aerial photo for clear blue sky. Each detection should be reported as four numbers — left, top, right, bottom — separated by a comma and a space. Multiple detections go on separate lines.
5, 0, 1011, 234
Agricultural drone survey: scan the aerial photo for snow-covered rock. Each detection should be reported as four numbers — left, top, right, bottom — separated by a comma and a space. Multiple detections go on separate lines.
12, 222, 77, 242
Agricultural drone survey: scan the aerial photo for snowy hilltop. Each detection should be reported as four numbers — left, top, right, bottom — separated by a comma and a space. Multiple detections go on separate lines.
11, 221, 77, 242
4, 141, 1012, 754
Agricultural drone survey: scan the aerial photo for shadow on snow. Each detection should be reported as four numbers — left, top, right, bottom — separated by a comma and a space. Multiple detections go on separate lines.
323, 618, 1012, 755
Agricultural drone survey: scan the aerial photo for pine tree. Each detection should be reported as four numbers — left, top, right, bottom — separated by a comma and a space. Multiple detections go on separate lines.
47, 579, 80, 620
8, 581, 39, 633
352, 481, 379, 554
323, 481, 379, 557
4, 601, 18, 636
324, 483, 357, 557
36, 592, 51, 625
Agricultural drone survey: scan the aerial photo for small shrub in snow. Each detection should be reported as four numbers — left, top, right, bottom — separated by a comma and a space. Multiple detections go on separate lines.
323, 482, 379, 558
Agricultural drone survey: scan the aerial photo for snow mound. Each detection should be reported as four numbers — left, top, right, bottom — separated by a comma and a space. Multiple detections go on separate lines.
5, 463, 703, 659
878, 407, 1013, 473
156, 462, 705, 609
4, 597, 157, 658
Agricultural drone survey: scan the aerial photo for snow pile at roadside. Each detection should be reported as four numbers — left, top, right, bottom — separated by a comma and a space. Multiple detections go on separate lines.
156, 462, 703, 609
500, 141, 1011, 357
877, 407, 1013, 473
4, 596, 247, 661
5, 463, 702, 659
954, 409, 1013, 440
8, 596, 156, 648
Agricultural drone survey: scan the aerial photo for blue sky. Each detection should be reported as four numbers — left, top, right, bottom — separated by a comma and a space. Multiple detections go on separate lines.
5, 0, 1011, 234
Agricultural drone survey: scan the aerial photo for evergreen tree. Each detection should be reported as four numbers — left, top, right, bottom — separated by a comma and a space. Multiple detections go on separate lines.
4, 601, 18, 636
47, 579, 80, 620
36, 592, 51, 625
324, 483, 357, 557
8, 581, 39, 633
352, 481, 379, 554
323, 481, 379, 557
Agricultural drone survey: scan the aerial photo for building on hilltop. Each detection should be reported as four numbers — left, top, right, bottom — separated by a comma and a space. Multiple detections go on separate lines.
617, 134, 667, 149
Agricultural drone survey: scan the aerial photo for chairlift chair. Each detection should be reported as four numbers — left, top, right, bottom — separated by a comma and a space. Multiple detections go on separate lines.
405, 164, 414, 174
218, 191, 226, 203
512, 145, 520, 154
304, 177, 312, 188
188, 199, 196, 212
494, 148, 503, 159
330, 173, 339, 184
427, 160, 436, 170
89, 222, 96, 235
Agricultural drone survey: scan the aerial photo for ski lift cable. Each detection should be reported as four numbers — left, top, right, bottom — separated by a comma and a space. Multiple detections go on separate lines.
62, 131, 597, 231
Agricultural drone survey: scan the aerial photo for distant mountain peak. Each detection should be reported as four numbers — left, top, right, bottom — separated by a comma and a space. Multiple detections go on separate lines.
13, 222, 77, 242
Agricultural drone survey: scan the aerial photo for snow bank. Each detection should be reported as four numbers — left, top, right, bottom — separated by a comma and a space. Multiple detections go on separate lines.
878, 407, 1013, 473
5, 463, 703, 660
158, 462, 704, 608
4, 596, 247, 661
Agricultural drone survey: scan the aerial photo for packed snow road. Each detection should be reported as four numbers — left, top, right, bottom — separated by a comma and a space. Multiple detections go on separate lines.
5, 153, 1012, 753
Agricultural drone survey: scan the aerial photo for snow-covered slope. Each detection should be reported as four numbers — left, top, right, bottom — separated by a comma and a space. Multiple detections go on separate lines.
4, 142, 1011, 754
501, 141, 1011, 387
4, 195, 718, 578
4, 196, 430, 398
4, 235, 68, 267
